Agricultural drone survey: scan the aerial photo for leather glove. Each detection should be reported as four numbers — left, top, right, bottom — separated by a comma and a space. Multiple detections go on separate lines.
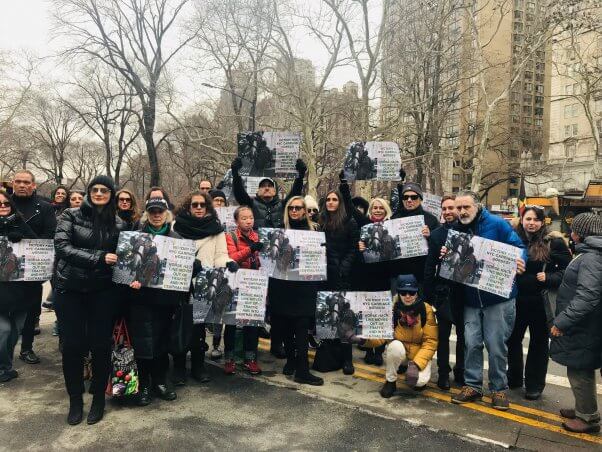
7, 231, 23, 243
231, 157, 243, 175
192, 260, 203, 278
405, 361, 420, 388
295, 159, 307, 178
216, 180, 225, 189
339, 170, 345, 182
226, 261, 239, 272
249, 241, 264, 252
399, 167, 406, 182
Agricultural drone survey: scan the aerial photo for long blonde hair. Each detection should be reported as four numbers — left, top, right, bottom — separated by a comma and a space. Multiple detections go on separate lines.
283, 196, 318, 230
369, 197, 392, 220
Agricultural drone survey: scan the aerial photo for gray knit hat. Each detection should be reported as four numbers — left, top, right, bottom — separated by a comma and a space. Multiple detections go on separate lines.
571, 213, 602, 238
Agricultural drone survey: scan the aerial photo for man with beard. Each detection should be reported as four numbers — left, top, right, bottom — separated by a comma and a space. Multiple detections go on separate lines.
423, 195, 466, 390
445, 191, 526, 411
10, 170, 56, 364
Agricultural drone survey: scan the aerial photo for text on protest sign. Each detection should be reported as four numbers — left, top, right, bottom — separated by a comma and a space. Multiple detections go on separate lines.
237, 131, 301, 178
439, 230, 521, 298
191, 267, 268, 326
360, 216, 428, 263
215, 206, 238, 232
112, 231, 196, 292
0, 237, 54, 282
257, 228, 327, 281
343, 141, 401, 181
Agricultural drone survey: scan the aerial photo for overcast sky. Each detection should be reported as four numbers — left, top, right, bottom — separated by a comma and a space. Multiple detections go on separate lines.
0, 0, 360, 101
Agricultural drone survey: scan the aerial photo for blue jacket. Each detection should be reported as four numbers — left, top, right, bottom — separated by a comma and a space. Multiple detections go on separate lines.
454, 208, 527, 307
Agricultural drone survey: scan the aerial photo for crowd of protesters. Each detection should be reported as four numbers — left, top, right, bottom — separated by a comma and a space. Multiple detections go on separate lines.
0, 163, 600, 435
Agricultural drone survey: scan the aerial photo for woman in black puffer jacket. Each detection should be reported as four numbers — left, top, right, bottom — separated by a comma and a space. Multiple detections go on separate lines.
318, 189, 359, 375
0, 190, 38, 383
506, 206, 571, 400
54, 176, 123, 426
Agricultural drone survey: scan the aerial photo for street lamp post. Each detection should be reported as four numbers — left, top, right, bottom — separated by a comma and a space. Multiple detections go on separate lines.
202, 82, 256, 131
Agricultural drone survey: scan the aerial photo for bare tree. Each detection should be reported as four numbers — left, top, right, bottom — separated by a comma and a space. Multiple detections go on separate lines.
61, 64, 141, 185
53, 0, 199, 185
65, 141, 106, 188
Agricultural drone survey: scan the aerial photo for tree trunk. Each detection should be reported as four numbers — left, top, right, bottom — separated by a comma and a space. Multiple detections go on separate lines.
142, 102, 160, 186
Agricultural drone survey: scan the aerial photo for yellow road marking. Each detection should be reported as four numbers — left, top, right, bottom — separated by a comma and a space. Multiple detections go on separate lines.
257, 340, 602, 444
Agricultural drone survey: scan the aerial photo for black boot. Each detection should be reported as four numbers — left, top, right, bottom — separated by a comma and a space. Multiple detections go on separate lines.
137, 386, 152, 406
171, 354, 187, 386
342, 360, 355, 375
294, 372, 324, 386
67, 395, 83, 425
437, 373, 451, 390
86, 394, 105, 425
191, 352, 211, 383
380, 381, 396, 398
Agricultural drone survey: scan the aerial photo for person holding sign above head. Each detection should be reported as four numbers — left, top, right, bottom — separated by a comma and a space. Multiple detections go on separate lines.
53, 175, 124, 426
0, 189, 38, 383
445, 191, 526, 411
230, 156, 306, 229
224, 206, 264, 376
172, 191, 238, 385
318, 190, 359, 375
351, 275, 438, 397
506, 205, 571, 401
128, 198, 187, 406
269, 196, 324, 386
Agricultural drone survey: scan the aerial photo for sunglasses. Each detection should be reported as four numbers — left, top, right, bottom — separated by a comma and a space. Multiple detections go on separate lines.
91, 187, 110, 194
0, 201, 11, 208
191, 202, 207, 209
288, 205, 304, 211
308, 208, 318, 213
403, 195, 420, 201
399, 291, 417, 297
118, 197, 131, 203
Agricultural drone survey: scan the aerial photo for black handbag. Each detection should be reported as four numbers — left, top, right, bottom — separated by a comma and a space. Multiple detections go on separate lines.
169, 302, 193, 355
312, 339, 343, 372
541, 262, 557, 331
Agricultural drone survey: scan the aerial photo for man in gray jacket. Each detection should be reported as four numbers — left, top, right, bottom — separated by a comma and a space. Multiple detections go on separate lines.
550, 212, 602, 434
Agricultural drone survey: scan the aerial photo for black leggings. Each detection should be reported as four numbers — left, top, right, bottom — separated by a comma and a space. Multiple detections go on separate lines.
272, 314, 311, 376
54, 288, 117, 396
223, 325, 259, 359
20, 284, 42, 352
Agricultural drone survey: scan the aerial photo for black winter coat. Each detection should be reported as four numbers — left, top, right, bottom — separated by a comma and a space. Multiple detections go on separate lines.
516, 232, 571, 304
54, 200, 124, 292
268, 222, 324, 318
324, 218, 359, 290
11, 194, 56, 239
0, 214, 39, 313
550, 236, 602, 370
232, 173, 303, 229
339, 180, 371, 228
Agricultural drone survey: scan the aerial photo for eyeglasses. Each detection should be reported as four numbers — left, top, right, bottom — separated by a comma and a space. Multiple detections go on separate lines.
288, 205, 304, 211
118, 197, 131, 203
0, 201, 10, 208
308, 208, 318, 214
403, 195, 420, 201
91, 187, 110, 194
399, 291, 417, 297
191, 202, 207, 209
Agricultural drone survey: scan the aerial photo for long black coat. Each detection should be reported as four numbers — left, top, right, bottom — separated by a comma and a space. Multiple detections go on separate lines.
11, 194, 56, 239
324, 218, 359, 290
54, 199, 123, 292
0, 214, 39, 313
550, 236, 602, 370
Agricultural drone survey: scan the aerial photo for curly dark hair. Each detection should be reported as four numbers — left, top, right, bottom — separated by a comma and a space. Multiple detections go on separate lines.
175, 190, 217, 218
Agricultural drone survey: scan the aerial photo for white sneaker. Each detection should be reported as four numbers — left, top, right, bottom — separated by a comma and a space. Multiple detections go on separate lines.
210, 348, 223, 360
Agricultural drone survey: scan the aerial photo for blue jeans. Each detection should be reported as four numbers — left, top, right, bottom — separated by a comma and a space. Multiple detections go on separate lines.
464, 299, 516, 393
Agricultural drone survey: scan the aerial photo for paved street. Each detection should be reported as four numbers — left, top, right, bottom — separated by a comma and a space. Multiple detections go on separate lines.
1, 311, 601, 451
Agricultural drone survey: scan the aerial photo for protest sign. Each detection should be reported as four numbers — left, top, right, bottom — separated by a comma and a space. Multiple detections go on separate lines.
215, 206, 238, 232
257, 228, 327, 281
237, 131, 301, 178
0, 237, 54, 281
113, 231, 196, 292
422, 192, 442, 220
315, 291, 393, 340
360, 216, 428, 263
343, 141, 401, 181
439, 230, 521, 298
191, 268, 268, 326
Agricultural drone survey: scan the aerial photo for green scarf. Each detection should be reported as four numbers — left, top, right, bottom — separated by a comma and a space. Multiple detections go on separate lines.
144, 222, 170, 236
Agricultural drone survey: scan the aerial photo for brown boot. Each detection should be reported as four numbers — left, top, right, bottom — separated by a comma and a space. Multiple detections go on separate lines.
562, 418, 601, 434
560, 408, 576, 419
451, 386, 482, 404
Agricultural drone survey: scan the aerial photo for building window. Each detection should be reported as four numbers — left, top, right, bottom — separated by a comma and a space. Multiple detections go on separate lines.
523, 94, 532, 103
564, 103, 579, 118
524, 70, 532, 79
510, 149, 519, 158
565, 142, 577, 158
565, 84, 573, 95
524, 116, 532, 125
512, 115, 520, 124
452, 174, 460, 181
535, 84, 544, 94
534, 107, 544, 116
565, 124, 578, 138
514, 0, 524, 8
535, 61, 544, 71
524, 83, 533, 92
514, 22, 523, 33
526, 1, 535, 12
523, 105, 532, 114
535, 118, 543, 126
535, 96, 544, 105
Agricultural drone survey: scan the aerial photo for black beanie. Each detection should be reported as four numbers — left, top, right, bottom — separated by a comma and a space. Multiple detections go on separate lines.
209, 189, 227, 201
401, 182, 423, 200
571, 213, 602, 238
87, 175, 116, 199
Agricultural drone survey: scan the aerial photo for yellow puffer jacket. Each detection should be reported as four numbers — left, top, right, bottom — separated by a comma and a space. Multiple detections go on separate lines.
364, 301, 438, 370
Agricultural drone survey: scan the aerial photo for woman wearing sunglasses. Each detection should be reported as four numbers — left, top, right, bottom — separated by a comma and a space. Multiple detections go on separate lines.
268, 196, 324, 386
0, 190, 38, 383
318, 190, 359, 375
507, 205, 571, 401
54, 176, 123, 426
115, 189, 141, 231
172, 191, 238, 385
128, 198, 188, 406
